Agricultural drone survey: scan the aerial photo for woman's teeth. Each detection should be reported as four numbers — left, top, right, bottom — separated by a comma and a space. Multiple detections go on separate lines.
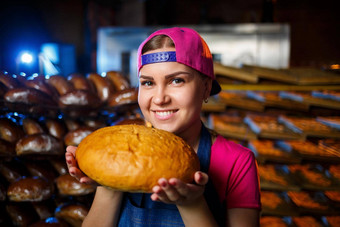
156, 111, 174, 116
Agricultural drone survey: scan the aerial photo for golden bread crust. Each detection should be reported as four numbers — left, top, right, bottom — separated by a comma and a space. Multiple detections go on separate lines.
76, 125, 200, 192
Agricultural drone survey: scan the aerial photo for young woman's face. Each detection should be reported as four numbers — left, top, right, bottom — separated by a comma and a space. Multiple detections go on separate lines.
138, 48, 211, 136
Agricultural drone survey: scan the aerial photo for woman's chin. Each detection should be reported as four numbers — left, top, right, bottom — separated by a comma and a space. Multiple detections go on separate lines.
151, 122, 177, 133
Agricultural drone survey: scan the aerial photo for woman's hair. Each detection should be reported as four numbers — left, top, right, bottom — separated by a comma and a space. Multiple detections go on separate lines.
142, 35, 175, 54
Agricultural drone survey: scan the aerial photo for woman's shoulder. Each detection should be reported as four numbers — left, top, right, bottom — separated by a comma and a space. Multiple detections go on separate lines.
210, 130, 254, 159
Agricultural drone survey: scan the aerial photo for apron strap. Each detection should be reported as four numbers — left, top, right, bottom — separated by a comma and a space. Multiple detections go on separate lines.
197, 123, 226, 227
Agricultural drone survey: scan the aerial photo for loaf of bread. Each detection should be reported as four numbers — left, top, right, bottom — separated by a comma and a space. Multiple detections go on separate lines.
64, 127, 94, 146
4, 88, 57, 106
87, 73, 115, 102
106, 71, 130, 91
56, 174, 96, 196
7, 176, 54, 202
0, 81, 8, 98
76, 125, 200, 192
6, 202, 40, 226
64, 119, 81, 131
58, 90, 102, 108
0, 183, 6, 201
0, 160, 28, 183
46, 75, 74, 96
22, 118, 45, 135
24, 160, 58, 182
24, 79, 59, 101
45, 119, 67, 139
50, 158, 68, 175
55, 203, 88, 227
31, 201, 55, 220
0, 74, 22, 89
0, 138, 15, 157
68, 73, 94, 92
83, 119, 107, 130
108, 88, 138, 107
16, 133, 64, 156
0, 118, 24, 143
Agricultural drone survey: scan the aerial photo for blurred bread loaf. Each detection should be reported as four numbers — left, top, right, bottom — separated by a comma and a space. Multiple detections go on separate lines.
105, 71, 130, 91
7, 176, 54, 202
108, 87, 138, 107
55, 174, 96, 196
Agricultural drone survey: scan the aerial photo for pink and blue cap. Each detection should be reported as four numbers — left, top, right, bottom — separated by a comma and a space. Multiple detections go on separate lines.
137, 27, 221, 95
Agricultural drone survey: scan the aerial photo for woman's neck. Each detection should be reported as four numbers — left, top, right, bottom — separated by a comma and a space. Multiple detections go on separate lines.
178, 121, 202, 153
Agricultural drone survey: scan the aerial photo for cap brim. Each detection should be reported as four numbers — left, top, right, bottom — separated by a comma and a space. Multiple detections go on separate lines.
210, 79, 221, 96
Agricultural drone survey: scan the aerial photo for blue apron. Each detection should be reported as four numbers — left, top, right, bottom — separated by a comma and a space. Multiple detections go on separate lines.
118, 124, 225, 226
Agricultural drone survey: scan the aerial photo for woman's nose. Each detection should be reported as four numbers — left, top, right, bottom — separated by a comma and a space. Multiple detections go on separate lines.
153, 87, 170, 105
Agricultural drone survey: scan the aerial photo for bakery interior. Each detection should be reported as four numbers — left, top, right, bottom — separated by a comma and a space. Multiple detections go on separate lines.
1, 0, 340, 226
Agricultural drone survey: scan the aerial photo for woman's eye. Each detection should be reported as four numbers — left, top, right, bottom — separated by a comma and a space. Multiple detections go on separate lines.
141, 81, 153, 86
171, 78, 184, 84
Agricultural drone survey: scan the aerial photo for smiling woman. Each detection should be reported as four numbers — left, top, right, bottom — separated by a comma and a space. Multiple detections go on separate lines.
138, 59, 207, 136
66, 27, 261, 227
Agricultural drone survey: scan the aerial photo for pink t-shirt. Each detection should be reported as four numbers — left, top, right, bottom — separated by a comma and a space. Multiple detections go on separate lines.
209, 135, 261, 209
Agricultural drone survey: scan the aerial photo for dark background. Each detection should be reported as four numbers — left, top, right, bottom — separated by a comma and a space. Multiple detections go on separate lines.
0, 0, 339, 74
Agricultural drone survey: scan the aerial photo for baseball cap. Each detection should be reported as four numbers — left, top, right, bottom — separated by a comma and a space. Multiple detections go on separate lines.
137, 27, 221, 96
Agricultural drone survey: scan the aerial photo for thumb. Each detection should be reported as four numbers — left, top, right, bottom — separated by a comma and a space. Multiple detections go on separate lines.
194, 171, 209, 186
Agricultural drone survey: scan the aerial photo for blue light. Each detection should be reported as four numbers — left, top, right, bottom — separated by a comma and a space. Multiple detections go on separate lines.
20, 52, 33, 64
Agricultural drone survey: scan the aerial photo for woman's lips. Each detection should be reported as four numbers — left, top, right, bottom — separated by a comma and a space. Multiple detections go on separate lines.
153, 110, 177, 120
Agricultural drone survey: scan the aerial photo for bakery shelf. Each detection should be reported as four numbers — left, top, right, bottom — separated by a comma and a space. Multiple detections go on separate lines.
220, 84, 340, 91
317, 116, 340, 130
322, 216, 340, 227
242, 65, 340, 85
312, 90, 340, 102
202, 96, 227, 112
261, 191, 299, 216
324, 191, 340, 210
259, 164, 300, 191
276, 140, 340, 164
280, 91, 340, 110
246, 91, 310, 111
260, 216, 293, 227
292, 216, 327, 227
244, 114, 304, 140
288, 164, 340, 191
214, 63, 259, 83
248, 140, 301, 164
218, 91, 265, 112
203, 64, 340, 223
287, 191, 339, 216
208, 114, 257, 140
278, 115, 340, 139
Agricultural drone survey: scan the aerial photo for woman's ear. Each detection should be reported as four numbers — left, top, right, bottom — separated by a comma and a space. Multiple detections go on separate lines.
203, 78, 213, 100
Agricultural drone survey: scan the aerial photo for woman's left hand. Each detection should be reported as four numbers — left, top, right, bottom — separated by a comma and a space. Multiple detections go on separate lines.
151, 171, 208, 206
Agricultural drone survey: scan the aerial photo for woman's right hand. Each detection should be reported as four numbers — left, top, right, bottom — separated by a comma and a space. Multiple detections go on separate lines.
65, 145, 97, 185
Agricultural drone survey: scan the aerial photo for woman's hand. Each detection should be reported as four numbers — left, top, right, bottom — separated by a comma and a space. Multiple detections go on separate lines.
150, 171, 208, 207
65, 145, 97, 185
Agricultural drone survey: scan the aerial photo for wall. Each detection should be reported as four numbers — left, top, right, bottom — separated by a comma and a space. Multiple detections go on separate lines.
0, 0, 339, 74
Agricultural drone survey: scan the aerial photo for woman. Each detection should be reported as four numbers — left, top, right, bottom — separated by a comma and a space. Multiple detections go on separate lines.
66, 27, 261, 227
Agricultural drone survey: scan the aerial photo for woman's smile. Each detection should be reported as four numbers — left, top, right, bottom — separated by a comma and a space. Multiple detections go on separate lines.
153, 109, 178, 120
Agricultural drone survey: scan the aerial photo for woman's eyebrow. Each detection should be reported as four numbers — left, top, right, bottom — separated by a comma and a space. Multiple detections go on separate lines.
140, 71, 192, 80
164, 71, 191, 79
139, 75, 154, 80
